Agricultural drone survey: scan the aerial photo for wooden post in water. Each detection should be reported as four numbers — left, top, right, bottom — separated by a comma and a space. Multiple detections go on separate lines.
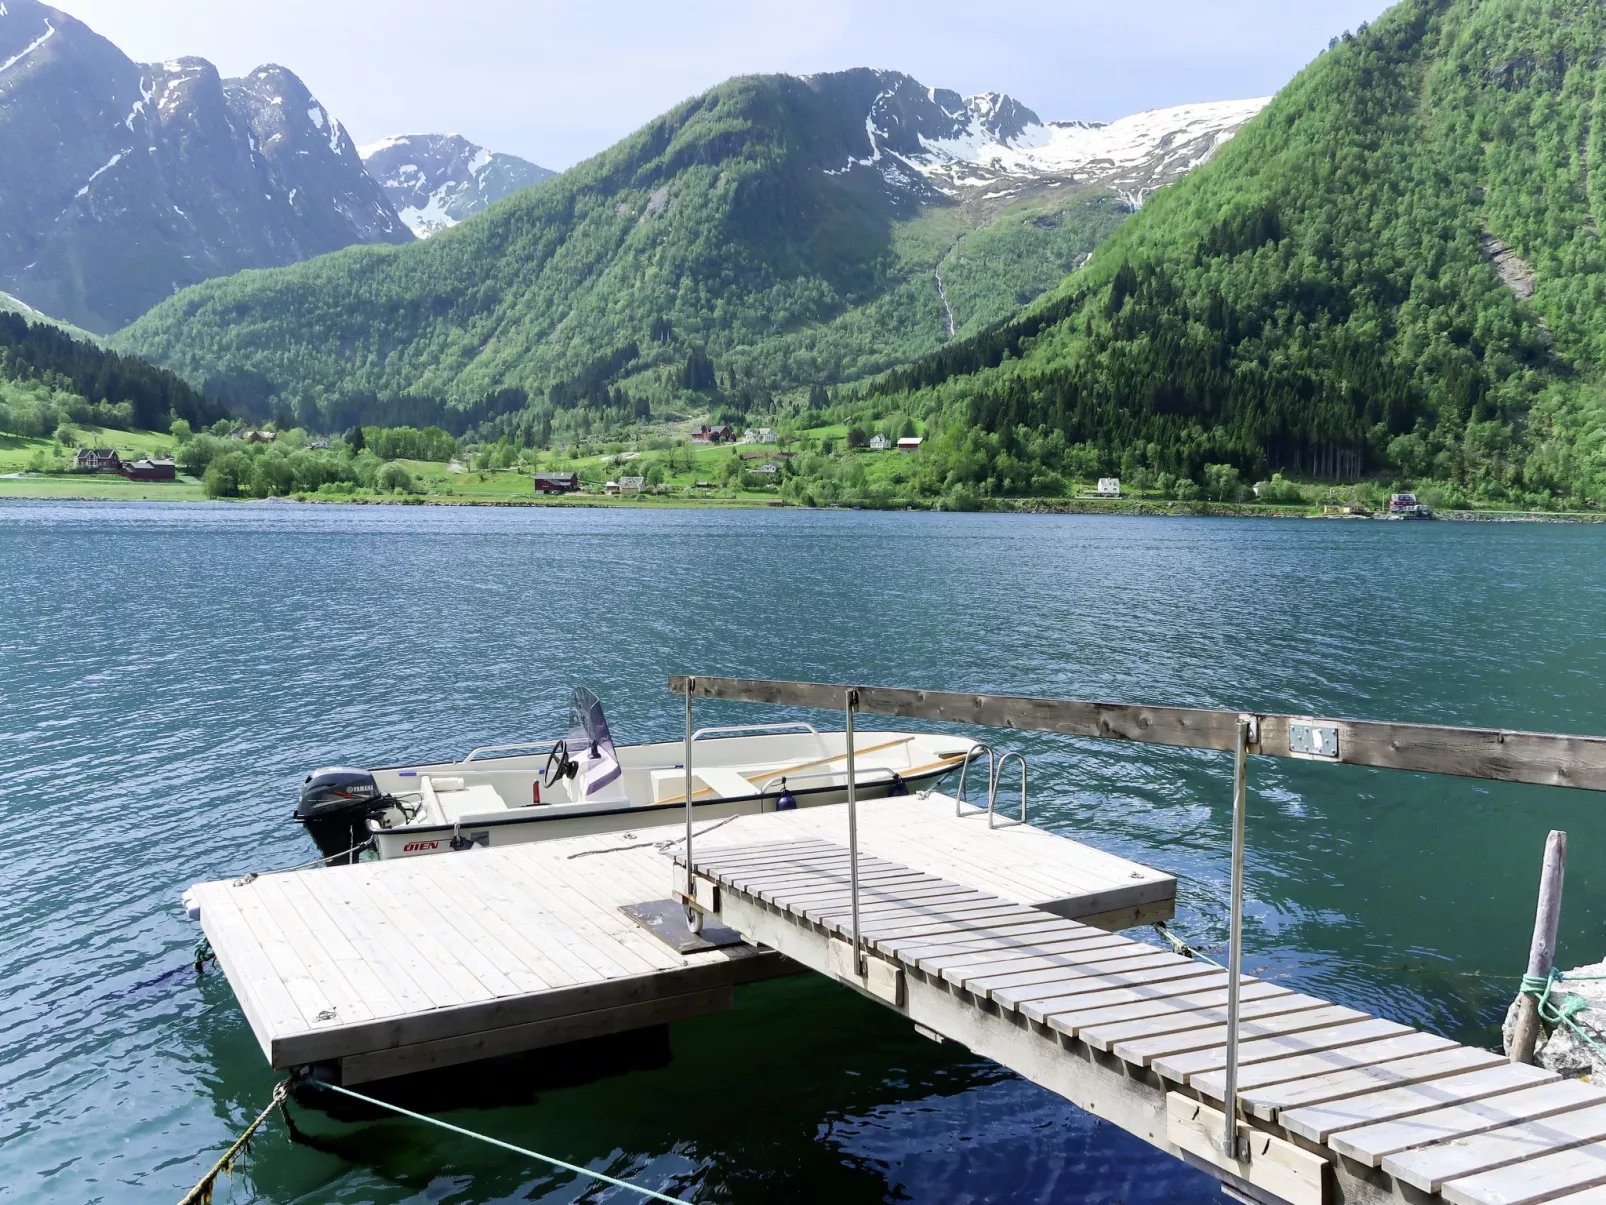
1509, 830, 1567, 1065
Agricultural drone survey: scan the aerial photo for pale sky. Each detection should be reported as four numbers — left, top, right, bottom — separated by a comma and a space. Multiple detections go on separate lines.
56, 0, 1394, 170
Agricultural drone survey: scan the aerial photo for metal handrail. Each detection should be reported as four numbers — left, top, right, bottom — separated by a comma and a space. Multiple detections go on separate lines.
753, 766, 897, 795
692, 722, 819, 741
459, 739, 562, 764
987, 751, 1028, 828
955, 744, 996, 816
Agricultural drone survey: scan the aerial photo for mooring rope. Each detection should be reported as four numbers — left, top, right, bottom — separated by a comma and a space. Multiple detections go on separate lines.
312, 1080, 696, 1203
1521, 969, 1606, 1062
177, 1080, 290, 1205
1152, 922, 1226, 970
232, 838, 375, 885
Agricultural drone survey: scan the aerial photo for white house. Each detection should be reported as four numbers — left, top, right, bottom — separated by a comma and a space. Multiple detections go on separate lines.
750, 461, 780, 476
869, 434, 891, 451
897, 436, 923, 453
1078, 477, 1122, 499
742, 427, 778, 444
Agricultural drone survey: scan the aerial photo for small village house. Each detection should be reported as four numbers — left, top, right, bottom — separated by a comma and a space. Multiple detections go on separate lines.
533, 471, 580, 495
618, 476, 645, 495
869, 434, 891, 451
897, 436, 923, 453
691, 423, 735, 445
741, 427, 778, 445
73, 448, 121, 472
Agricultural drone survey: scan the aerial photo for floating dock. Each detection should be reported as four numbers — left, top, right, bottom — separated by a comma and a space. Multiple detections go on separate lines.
187, 793, 1175, 1086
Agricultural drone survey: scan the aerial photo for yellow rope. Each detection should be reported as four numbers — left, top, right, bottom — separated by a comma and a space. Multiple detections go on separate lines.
177, 1080, 288, 1205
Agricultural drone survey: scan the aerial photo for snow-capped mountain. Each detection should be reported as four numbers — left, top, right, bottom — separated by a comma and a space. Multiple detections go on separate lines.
803, 70, 1267, 209
0, 0, 411, 332
360, 133, 553, 237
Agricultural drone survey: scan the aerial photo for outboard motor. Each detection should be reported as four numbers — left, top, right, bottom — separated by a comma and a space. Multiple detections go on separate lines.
295, 767, 389, 862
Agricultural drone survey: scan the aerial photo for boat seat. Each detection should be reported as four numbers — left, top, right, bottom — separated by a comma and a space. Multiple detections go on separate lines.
421, 777, 510, 822
650, 766, 756, 804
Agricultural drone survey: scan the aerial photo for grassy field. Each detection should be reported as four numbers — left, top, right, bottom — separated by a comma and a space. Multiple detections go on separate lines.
0, 427, 204, 501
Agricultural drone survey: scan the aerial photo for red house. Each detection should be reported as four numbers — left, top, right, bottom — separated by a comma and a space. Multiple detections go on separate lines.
691, 424, 734, 445
534, 471, 580, 494
121, 458, 177, 481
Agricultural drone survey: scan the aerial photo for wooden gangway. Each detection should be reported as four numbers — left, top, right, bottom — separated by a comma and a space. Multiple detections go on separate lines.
664, 674, 1606, 1205
680, 835, 1606, 1205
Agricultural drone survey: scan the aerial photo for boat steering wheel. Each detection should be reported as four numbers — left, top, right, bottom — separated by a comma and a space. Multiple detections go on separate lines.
544, 740, 577, 789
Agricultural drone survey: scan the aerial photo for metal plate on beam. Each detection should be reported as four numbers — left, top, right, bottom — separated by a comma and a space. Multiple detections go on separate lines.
1289, 722, 1340, 759
621, 900, 746, 954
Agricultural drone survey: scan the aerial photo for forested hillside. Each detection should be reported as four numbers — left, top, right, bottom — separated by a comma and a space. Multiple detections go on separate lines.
0, 312, 225, 438
857, 0, 1606, 508
113, 69, 1244, 439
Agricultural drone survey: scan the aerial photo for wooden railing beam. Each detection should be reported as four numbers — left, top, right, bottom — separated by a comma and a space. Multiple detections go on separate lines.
667, 676, 1606, 792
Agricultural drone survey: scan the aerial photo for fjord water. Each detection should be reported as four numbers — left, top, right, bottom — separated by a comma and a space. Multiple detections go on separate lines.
3, 501, 1604, 1205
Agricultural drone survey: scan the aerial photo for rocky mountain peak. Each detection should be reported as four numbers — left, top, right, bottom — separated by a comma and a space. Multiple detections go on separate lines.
360, 132, 553, 237
0, 1, 411, 332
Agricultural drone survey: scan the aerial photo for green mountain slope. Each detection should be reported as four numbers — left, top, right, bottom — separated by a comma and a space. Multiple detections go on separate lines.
868, 0, 1606, 507
112, 70, 1150, 432
0, 309, 226, 437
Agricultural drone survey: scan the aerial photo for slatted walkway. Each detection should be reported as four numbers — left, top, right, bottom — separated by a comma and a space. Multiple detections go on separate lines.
682, 837, 1606, 1205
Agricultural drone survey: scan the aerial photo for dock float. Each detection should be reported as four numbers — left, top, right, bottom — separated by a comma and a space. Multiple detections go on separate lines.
187, 792, 1175, 1086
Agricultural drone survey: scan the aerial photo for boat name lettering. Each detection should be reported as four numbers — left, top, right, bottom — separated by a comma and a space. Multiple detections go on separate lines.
402, 841, 441, 853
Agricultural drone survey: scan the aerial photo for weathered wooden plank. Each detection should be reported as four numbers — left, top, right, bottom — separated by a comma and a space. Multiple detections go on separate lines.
961, 952, 1188, 999
1187, 1031, 1457, 1102
1171, 1025, 1436, 1088
671, 676, 1606, 790
1282, 1061, 1558, 1147
888, 918, 1093, 960
251, 876, 379, 1025
1238, 1043, 1507, 1121
906, 931, 1129, 976
992, 960, 1225, 1011
1327, 1074, 1590, 1164
195, 885, 304, 1050
919, 935, 1146, 983
1079, 993, 1331, 1052
1439, 1140, 1606, 1205
1040, 980, 1292, 1035
1113, 1005, 1369, 1068
1385, 1103, 1606, 1193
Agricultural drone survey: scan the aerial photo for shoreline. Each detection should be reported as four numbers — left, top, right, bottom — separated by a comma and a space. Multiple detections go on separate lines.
2, 479, 1603, 522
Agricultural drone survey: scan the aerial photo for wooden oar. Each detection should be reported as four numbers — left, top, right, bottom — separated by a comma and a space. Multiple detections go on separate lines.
742, 736, 915, 785
658, 748, 966, 806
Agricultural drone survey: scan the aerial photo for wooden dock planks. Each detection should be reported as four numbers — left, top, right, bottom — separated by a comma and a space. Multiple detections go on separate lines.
685, 834, 1606, 1205
191, 794, 1173, 1083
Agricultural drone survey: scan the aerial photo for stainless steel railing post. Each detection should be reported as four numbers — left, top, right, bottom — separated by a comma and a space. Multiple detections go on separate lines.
1223, 713, 1252, 1160
683, 677, 701, 934
845, 688, 862, 975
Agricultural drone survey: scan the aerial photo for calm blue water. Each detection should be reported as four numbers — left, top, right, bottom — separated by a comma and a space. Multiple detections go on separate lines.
3, 500, 1604, 1205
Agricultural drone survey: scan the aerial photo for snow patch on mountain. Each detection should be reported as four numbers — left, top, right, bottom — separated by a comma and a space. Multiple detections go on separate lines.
360, 133, 553, 237
0, 16, 52, 75
827, 75, 1269, 208
912, 96, 1269, 200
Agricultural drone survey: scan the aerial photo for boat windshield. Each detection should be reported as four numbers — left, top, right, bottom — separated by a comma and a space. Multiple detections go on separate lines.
568, 687, 621, 794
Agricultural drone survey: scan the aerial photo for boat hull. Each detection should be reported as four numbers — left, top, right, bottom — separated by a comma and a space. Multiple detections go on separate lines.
368, 771, 938, 859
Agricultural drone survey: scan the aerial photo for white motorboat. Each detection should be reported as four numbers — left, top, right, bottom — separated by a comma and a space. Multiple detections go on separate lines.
295, 688, 982, 861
